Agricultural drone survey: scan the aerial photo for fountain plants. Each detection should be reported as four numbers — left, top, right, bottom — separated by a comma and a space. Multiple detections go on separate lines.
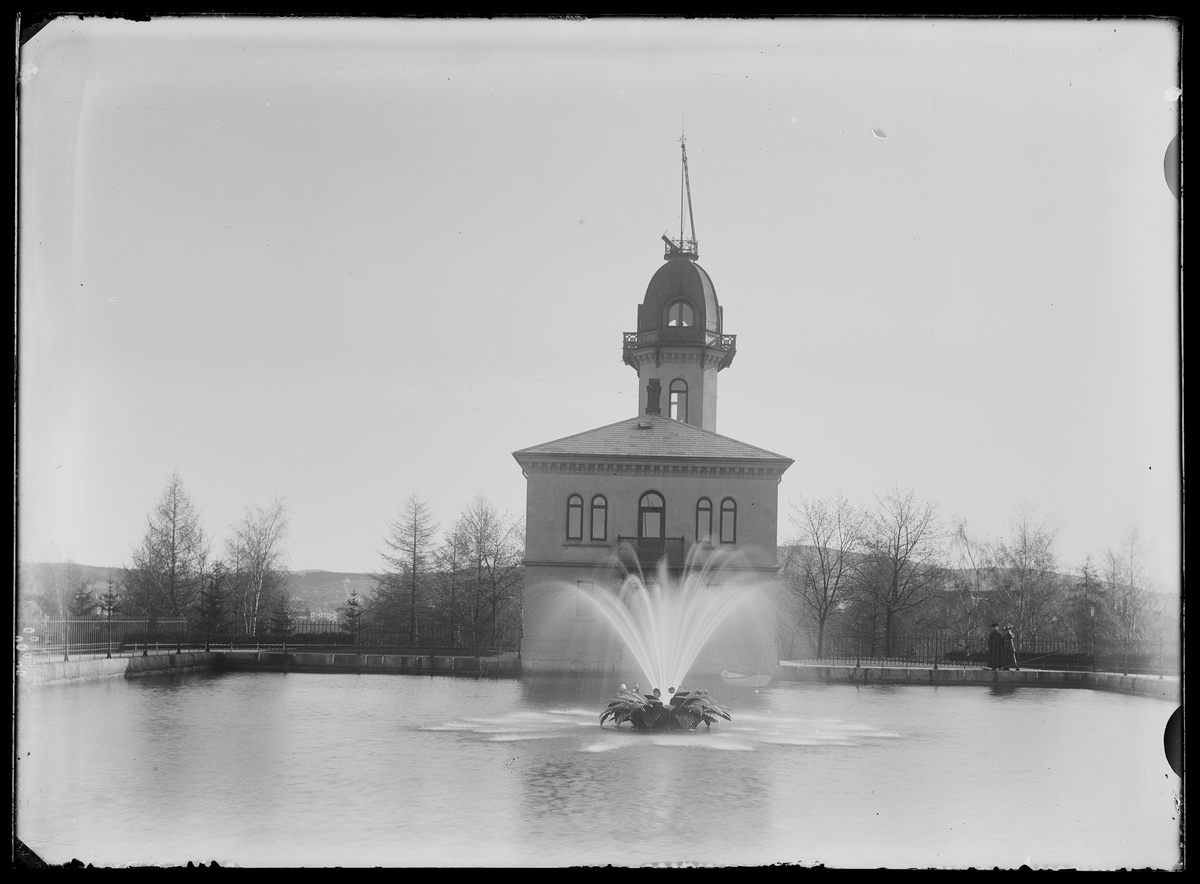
600, 684, 731, 732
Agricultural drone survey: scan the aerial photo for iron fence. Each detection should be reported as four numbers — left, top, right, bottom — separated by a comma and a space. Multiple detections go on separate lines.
16, 618, 518, 663
16, 619, 192, 662
789, 631, 1178, 677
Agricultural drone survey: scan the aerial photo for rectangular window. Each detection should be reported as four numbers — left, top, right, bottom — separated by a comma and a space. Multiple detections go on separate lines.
575, 581, 593, 620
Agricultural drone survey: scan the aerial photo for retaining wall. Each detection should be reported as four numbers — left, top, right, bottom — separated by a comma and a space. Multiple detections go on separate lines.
17, 652, 219, 687
214, 651, 522, 678
18, 655, 1175, 699
777, 663, 1181, 701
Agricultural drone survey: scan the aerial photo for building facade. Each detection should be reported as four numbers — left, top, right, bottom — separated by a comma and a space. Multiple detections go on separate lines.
513, 150, 793, 678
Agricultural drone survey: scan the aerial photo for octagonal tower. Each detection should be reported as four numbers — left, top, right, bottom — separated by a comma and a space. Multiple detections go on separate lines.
621, 143, 735, 433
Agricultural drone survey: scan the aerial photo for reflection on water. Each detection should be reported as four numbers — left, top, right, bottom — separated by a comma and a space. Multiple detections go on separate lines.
15, 672, 1180, 869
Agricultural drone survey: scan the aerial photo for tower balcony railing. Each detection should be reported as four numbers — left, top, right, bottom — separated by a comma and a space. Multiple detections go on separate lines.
622, 329, 736, 369
617, 536, 686, 570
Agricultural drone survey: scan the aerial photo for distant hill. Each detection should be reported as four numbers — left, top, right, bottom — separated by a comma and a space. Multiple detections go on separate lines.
288, 570, 376, 614
17, 563, 376, 618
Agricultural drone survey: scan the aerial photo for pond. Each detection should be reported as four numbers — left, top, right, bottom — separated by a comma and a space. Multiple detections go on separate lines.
14, 671, 1181, 869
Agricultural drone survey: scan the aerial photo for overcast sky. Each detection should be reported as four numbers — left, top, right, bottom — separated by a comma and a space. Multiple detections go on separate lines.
18, 17, 1180, 590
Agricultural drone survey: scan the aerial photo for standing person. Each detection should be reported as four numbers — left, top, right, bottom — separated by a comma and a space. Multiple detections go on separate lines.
1003, 625, 1020, 671
987, 623, 1003, 670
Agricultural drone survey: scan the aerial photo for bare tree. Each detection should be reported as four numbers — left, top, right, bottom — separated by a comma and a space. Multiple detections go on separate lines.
434, 517, 471, 647
34, 556, 84, 619
857, 486, 945, 656
1104, 528, 1154, 671
373, 492, 439, 645
126, 473, 209, 626
991, 505, 1063, 641
227, 497, 290, 638
1064, 555, 1106, 645
458, 495, 524, 655
780, 496, 865, 657
944, 518, 995, 649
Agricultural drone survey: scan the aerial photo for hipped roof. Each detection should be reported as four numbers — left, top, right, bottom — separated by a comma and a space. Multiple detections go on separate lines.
512, 413, 793, 467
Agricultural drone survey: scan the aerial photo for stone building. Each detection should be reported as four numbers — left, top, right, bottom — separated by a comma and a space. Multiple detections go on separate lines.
513, 146, 793, 677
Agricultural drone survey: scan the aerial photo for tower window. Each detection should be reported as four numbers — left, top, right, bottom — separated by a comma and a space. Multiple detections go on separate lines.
669, 379, 688, 422
720, 498, 737, 544
590, 495, 608, 541
566, 494, 583, 541
696, 497, 713, 543
666, 300, 694, 327
638, 491, 665, 538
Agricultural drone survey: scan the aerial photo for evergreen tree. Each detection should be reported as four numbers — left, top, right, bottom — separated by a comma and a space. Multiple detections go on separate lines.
194, 559, 229, 652
127, 472, 209, 628
98, 573, 122, 659
343, 590, 364, 646
270, 594, 294, 649
69, 579, 97, 617
374, 492, 438, 646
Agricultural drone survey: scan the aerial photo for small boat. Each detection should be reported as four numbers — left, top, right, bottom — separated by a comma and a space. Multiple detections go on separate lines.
720, 670, 773, 688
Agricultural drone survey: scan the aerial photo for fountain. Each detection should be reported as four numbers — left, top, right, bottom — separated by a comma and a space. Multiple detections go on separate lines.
531, 546, 776, 730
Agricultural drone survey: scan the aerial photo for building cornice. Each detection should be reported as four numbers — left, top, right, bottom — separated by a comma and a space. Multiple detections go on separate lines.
515, 456, 790, 480
523, 559, 781, 574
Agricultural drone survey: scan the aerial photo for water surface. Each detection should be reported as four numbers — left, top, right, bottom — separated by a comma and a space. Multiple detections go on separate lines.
15, 672, 1180, 868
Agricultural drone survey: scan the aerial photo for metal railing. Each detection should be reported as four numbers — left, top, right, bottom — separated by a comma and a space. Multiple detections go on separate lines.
16, 619, 192, 662
623, 328, 736, 351
15, 618, 520, 663
787, 632, 1178, 677
617, 536, 686, 570
622, 329, 737, 370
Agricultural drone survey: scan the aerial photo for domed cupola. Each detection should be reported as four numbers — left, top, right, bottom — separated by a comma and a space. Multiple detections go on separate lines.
621, 139, 736, 433
637, 254, 722, 336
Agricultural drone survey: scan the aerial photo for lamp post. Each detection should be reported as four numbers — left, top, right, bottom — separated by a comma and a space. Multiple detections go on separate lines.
106, 596, 115, 659
1090, 605, 1096, 672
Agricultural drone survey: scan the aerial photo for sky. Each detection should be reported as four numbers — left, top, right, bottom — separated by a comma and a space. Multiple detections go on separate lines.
18, 17, 1181, 591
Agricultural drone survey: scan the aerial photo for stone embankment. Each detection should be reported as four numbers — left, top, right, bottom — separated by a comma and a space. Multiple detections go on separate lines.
217, 650, 522, 677
777, 662, 1180, 701
17, 651, 523, 686
17, 651, 218, 687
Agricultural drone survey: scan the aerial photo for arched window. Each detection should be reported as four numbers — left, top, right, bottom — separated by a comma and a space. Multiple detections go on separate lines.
669, 379, 688, 423
696, 497, 713, 543
566, 494, 583, 541
666, 300, 694, 327
720, 498, 737, 544
590, 495, 607, 542
638, 492, 665, 538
